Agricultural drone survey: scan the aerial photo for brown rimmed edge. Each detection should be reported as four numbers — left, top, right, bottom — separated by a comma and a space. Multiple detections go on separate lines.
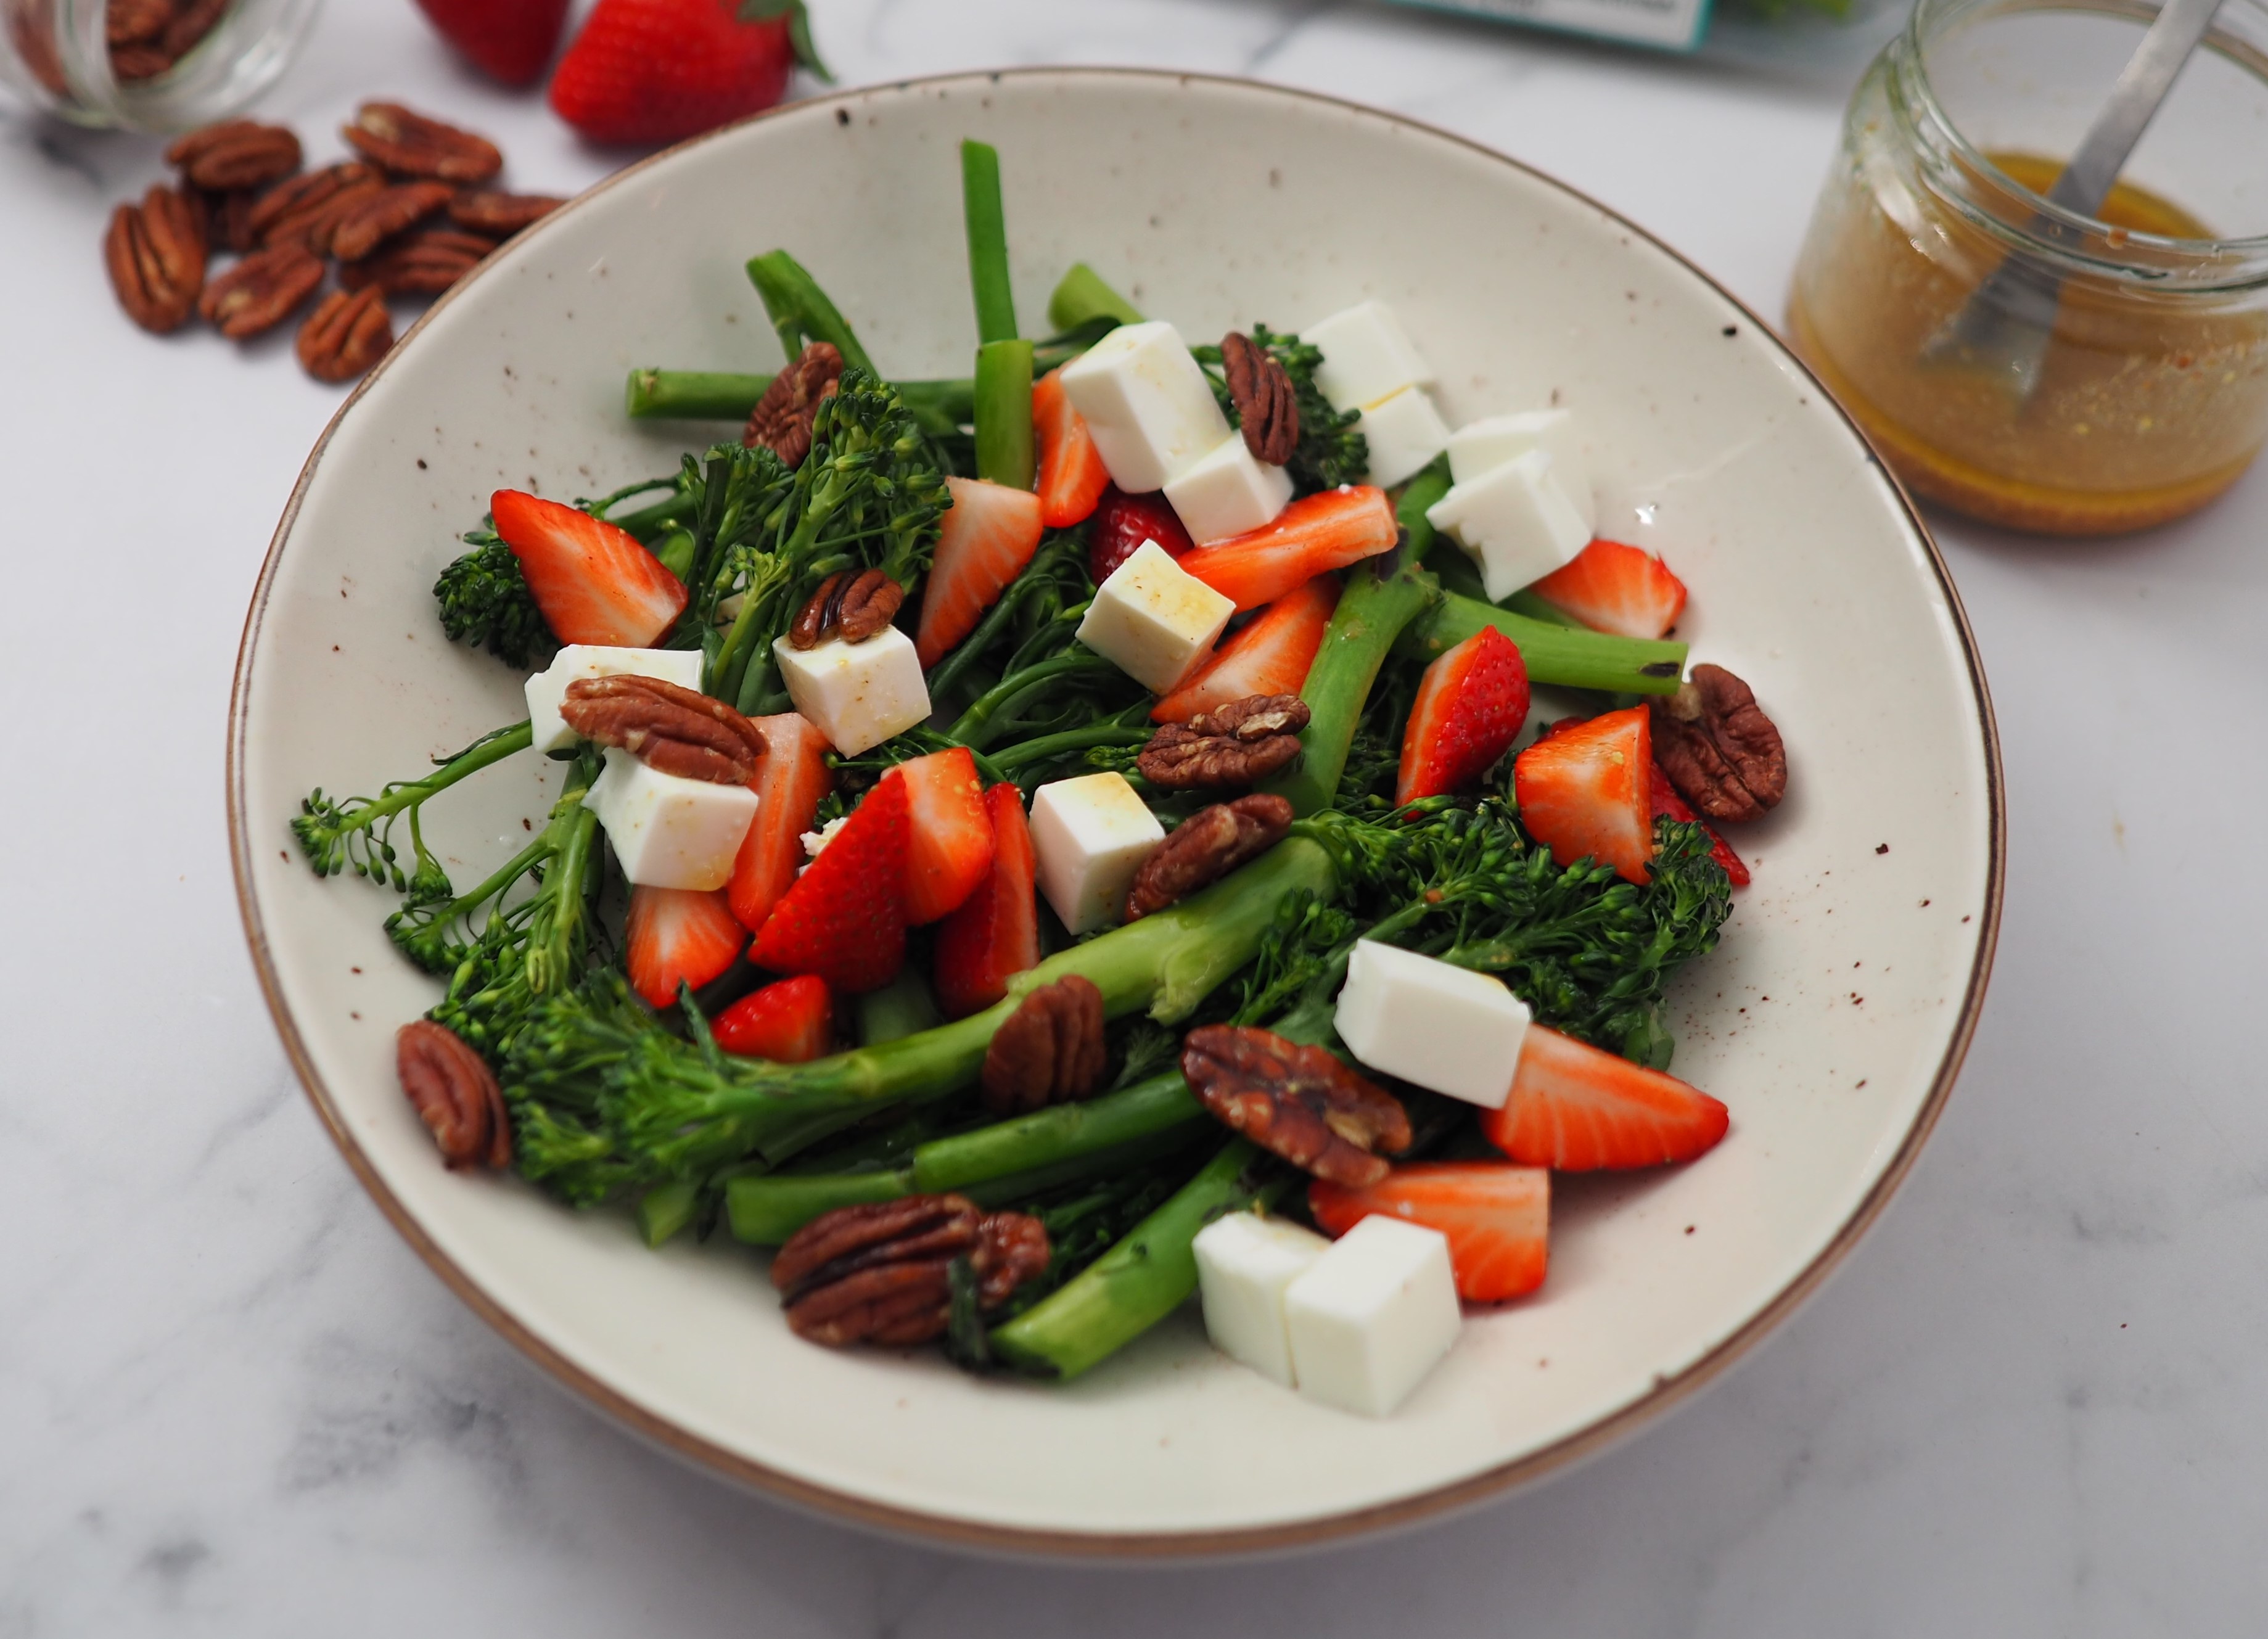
227, 66, 2006, 1563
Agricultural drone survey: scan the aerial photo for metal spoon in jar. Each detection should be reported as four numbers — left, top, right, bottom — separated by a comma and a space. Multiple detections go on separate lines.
1923, 0, 2225, 404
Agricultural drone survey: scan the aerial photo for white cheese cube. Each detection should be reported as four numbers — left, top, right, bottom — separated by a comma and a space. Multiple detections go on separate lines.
1075, 539, 1235, 693
1426, 450, 1592, 602
1285, 1216, 1462, 1418
587, 747, 759, 891
771, 625, 930, 758
1058, 320, 1231, 493
1446, 409, 1598, 536
1162, 434, 1294, 545
524, 644, 705, 756
1304, 300, 1433, 413
1194, 1212, 1331, 1387
1356, 387, 1452, 489
1333, 940, 1530, 1109
1027, 772, 1165, 934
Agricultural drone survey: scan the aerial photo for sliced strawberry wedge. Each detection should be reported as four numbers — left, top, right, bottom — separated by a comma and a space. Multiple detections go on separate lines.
1530, 540, 1688, 641
1480, 1024, 1729, 1170
1513, 704, 1654, 884
1309, 1162, 1550, 1302
1176, 485, 1398, 612
897, 746, 995, 924
713, 973, 832, 1062
1033, 367, 1111, 529
1087, 485, 1193, 586
1396, 624, 1530, 807
750, 771, 908, 993
624, 885, 746, 1009
932, 782, 1037, 1018
1649, 760, 1751, 886
728, 712, 833, 935
490, 488, 687, 647
1151, 573, 1339, 724
914, 476, 1046, 668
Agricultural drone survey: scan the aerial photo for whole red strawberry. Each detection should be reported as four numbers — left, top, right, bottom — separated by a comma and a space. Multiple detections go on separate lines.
549, 0, 829, 147
412, 0, 570, 86
1087, 484, 1194, 586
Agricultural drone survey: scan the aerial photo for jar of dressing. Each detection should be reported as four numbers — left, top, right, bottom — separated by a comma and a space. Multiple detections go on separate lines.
1, 0, 320, 134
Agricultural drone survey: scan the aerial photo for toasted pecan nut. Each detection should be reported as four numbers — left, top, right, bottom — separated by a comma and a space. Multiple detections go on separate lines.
343, 101, 503, 184
447, 190, 564, 236
773, 1194, 1050, 1347
1183, 1025, 1411, 1186
1651, 663, 1786, 823
744, 340, 844, 466
1137, 694, 1310, 790
396, 1019, 510, 1170
249, 162, 384, 252
189, 185, 258, 252
327, 179, 454, 263
789, 568, 903, 650
296, 285, 392, 384
559, 673, 766, 784
107, 0, 172, 47
337, 227, 495, 297
159, 0, 226, 56
980, 975, 1107, 1116
197, 240, 323, 339
1221, 331, 1299, 466
110, 43, 173, 78
104, 185, 205, 334
165, 119, 301, 192
1125, 794, 1293, 920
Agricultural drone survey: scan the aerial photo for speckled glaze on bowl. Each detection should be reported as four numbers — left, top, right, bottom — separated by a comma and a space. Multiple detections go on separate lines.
228, 70, 2002, 1556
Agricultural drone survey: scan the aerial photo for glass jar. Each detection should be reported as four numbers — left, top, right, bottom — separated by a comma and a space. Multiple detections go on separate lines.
1, 0, 320, 134
1788, 0, 2268, 534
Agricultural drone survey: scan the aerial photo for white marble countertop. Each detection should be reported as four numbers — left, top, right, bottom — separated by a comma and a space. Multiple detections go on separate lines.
5, 0, 2264, 1630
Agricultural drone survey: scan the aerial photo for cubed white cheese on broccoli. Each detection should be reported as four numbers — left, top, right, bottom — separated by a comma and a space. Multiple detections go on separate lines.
525, 644, 705, 756
1163, 434, 1294, 544
1333, 939, 1530, 1109
1426, 449, 1592, 602
1194, 1212, 1331, 1387
587, 747, 759, 891
1027, 772, 1165, 934
1446, 409, 1598, 536
1075, 539, 1235, 693
1357, 386, 1452, 489
1285, 1216, 1462, 1418
1058, 320, 1231, 493
1303, 300, 1433, 413
771, 626, 930, 758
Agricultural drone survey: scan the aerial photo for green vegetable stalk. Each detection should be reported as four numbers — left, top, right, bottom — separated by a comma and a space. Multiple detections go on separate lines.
962, 141, 1035, 488
1046, 263, 1143, 331
746, 249, 877, 376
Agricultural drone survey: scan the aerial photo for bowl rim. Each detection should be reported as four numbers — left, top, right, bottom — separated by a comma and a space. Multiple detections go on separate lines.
226, 64, 2006, 1561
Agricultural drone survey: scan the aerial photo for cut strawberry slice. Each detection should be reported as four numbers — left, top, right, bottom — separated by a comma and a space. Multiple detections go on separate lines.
1309, 1162, 1550, 1302
1175, 485, 1398, 612
1513, 705, 1654, 885
1033, 367, 1111, 529
1087, 485, 1193, 586
1151, 573, 1339, 724
1396, 624, 1530, 807
490, 488, 688, 647
1530, 540, 1688, 641
624, 885, 745, 1009
932, 782, 1037, 1018
897, 746, 995, 925
728, 712, 834, 935
713, 973, 833, 1062
750, 771, 908, 993
1648, 760, 1750, 887
914, 476, 1046, 669
1479, 1024, 1729, 1170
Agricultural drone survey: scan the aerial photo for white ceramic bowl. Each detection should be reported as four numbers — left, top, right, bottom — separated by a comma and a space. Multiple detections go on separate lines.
229, 69, 2002, 1555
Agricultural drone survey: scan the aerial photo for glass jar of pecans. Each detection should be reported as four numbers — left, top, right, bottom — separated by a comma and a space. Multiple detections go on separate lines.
1, 0, 320, 134
1788, 0, 2268, 534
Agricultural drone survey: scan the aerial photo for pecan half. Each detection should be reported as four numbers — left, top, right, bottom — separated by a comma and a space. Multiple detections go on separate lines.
327, 179, 453, 263
342, 102, 503, 184
447, 190, 565, 236
104, 185, 205, 334
337, 227, 495, 297
744, 340, 844, 466
1222, 330, 1299, 467
249, 162, 383, 252
1182, 1025, 1411, 1187
396, 1019, 510, 1170
559, 673, 766, 784
788, 568, 902, 650
197, 240, 323, 339
296, 285, 392, 384
111, 43, 173, 79
159, 0, 227, 57
773, 1195, 1051, 1347
1125, 794, 1293, 919
165, 119, 301, 192
1137, 694, 1310, 790
107, 0, 171, 47
1651, 663, 1787, 823
189, 185, 258, 253
980, 976, 1107, 1116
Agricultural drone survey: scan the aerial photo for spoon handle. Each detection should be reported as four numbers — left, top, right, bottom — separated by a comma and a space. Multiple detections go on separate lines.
2048, 0, 2224, 220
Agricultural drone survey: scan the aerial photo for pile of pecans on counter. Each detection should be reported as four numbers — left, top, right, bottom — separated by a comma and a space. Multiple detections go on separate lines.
102, 101, 563, 384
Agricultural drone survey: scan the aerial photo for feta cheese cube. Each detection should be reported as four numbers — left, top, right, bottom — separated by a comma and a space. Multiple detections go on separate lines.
771, 625, 930, 758
1356, 386, 1452, 489
1445, 409, 1598, 536
524, 644, 705, 756
1075, 539, 1235, 693
1304, 300, 1433, 413
1425, 450, 1592, 602
1194, 1212, 1331, 1387
587, 747, 759, 891
1333, 939, 1530, 1109
1058, 320, 1232, 493
1163, 434, 1294, 544
1027, 772, 1165, 934
1284, 1216, 1462, 1418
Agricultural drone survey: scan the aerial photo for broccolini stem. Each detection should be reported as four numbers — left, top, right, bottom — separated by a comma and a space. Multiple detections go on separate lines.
636, 1181, 699, 1248
624, 369, 773, 421
1046, 263, 1143, 331
972, 338, 1037, 488
946, 650, 1119, 748
1267, 550, 1442, 816
961, 140, 1021, 346
1502, 588, 1585, 629
745, 250, 878, 376
293, 721, 536, 881
1405, 595, 1686, 694
986, 724, 1151, 778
